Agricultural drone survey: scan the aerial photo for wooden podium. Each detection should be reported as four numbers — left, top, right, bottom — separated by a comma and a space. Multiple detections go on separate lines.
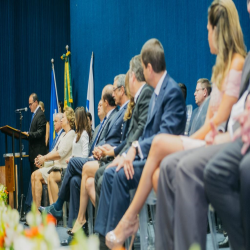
0, 125, 29, 208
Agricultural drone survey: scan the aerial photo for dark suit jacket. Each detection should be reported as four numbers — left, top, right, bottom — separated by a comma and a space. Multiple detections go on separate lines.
28, 107, 47, 163
137, 73, 186, 158
98, 102, 128, 147
96, 107, 118, 145
89, 124, 100, 153
114, 84, 153, 155
189, 96, 210, 136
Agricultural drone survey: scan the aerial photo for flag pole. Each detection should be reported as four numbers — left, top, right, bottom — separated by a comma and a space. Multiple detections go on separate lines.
51, 58, 59, 110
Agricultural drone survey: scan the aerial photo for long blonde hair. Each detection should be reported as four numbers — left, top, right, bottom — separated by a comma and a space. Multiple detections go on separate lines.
209, 0, 246, 89
124, 71, 135, 121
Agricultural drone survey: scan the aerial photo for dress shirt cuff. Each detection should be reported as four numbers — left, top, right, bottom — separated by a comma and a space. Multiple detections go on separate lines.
137, 143, 144, 160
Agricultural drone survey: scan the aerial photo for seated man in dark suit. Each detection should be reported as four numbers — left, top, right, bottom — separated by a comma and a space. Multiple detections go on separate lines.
94, 39, 186, 249
40, 78, 129, 223
67, 55, 153, 237
189, 78, 211, 135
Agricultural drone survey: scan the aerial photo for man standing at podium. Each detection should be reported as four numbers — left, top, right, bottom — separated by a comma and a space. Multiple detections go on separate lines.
24, 93, 47, 173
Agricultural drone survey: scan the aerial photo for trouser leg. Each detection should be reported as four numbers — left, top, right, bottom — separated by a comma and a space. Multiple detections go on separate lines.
239, 151, 250, 250
68, 175, 81, 228
204, 139, 246, 250
94, 164, 107, 219
58, 157, 88, 201
94, 167, 116, 235
174, 144, 225, 250
155, 149, 199, 250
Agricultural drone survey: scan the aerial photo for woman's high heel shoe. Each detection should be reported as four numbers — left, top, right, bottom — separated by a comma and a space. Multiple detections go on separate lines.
105, 216, 139, 250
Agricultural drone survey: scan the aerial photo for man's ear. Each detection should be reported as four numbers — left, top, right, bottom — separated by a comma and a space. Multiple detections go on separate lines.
204, 88, 208, 97
147, 63, 153, 73
103, 99, 108, 106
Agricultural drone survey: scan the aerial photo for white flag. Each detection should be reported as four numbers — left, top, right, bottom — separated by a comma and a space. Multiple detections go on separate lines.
86, 52, 95, 128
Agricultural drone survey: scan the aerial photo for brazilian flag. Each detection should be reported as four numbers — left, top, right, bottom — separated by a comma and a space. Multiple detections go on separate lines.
61, 51, 73, 108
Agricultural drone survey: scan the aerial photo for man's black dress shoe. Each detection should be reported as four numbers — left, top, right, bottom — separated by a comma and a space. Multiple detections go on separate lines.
38, 204, 63, 220
219, 236, 229, 248
61, 235, 73, 246
24, 221, 29, 227
67, 222, 89, 236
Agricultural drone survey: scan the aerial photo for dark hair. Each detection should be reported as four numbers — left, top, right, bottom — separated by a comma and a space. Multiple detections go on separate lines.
197, 78, 212, 96
178, 83, 187, 101
103, 88, 116, 107
30, 93, 39, 103
86, 112, 92, 121
75, 107, 92, 143
59, 101, 64, 113
141, 38, 166, 73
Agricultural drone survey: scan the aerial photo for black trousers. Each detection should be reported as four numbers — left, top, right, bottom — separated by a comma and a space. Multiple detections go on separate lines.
204, 138, 250, 250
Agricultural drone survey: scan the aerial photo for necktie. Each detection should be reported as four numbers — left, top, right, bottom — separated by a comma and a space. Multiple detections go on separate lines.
29, 113, 35, 132
51, 132, 60, 150
89, 116, 107, 156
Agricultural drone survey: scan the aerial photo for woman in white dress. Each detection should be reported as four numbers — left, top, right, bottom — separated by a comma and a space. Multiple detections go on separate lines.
31, 107, 76, 209
47, 106, 92, 204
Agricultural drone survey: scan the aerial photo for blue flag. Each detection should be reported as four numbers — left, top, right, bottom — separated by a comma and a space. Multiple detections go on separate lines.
49, 64, 59, 151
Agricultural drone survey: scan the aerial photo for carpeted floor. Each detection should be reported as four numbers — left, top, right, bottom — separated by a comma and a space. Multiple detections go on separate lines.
22, 222, 230, 249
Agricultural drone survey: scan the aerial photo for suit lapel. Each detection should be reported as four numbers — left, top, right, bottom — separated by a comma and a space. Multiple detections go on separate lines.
107, 104, 126, 134
146, 74, 168, 125
126, 84, 147, 136
30, 107, 41, 129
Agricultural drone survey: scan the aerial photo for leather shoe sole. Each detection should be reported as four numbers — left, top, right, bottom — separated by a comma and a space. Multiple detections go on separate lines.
219, 236, 229, 248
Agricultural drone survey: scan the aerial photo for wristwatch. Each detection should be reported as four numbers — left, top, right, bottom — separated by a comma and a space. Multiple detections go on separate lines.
132, 141, 139, 155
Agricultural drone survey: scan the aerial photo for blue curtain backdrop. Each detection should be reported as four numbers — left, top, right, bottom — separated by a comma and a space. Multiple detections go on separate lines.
0, 0, 70, 196
0, 0, 250, 200
70, 0, 250, 125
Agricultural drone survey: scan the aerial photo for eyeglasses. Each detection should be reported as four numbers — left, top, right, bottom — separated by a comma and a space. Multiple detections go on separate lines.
113, 86, 121, 92
195, 88, 205, 93
29, 102, 34, 106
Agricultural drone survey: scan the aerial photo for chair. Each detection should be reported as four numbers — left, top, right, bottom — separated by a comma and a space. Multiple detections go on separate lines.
208, 204, 219, 250
87, 199, 94, 235
139, 189, 157, 250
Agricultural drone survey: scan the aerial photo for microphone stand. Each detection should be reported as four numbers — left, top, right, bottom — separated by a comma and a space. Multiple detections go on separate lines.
17, 111, 25, 221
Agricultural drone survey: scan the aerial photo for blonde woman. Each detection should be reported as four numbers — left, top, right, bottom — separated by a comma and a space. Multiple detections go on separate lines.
31, 107, 75, 209
106, 0, 246, 248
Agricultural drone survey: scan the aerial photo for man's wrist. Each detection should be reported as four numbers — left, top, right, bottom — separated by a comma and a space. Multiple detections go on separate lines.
132, 141, 139, 155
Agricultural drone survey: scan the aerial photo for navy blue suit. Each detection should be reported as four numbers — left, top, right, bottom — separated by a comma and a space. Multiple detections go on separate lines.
95, 73, 186, 236
58, 103, 128, 227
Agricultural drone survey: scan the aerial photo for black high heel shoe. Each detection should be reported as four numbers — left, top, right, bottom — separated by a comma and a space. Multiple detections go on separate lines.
67, 222, 89, 236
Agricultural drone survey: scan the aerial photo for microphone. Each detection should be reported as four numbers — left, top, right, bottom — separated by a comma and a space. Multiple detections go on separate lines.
15, 107, 28, 112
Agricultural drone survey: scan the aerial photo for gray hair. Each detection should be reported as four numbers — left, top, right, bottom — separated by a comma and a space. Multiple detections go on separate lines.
129, 55, 145, 82
114, 74, 126, 95
55, 112, 63, 121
